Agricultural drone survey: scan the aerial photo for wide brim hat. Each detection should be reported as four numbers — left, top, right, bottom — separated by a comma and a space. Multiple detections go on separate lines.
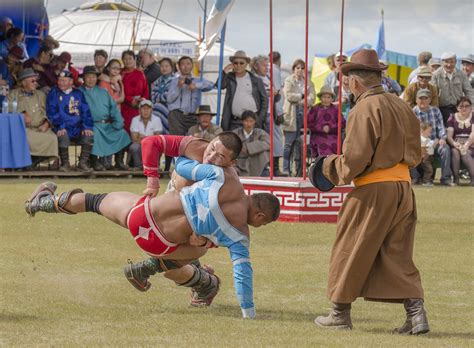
80, 65, 100, 77
194, 104, 216, 116
417, 66, 432, 78
229, 50, 251, 63
340, 48, 388, 76
317, 85, 336, 99
18, 68, 39, 81
308, 156, 335, 192
43, 35, 60, 49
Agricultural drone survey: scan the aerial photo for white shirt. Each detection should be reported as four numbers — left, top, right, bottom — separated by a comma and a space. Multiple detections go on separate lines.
130, 114, 163, 136
243, 128, 254, 140
232, 73, 257, 117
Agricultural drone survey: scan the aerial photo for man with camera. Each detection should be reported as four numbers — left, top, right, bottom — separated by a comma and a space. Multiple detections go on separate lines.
165, 56, 214, 136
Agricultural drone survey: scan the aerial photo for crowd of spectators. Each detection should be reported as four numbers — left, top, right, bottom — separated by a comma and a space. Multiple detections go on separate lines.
0, 16, 472, 185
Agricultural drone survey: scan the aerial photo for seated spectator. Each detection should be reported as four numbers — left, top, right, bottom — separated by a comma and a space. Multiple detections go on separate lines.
0, 27, 28, 61
461, 54, 474, 89
308, 85, 344, 157
324, 52, 347, 100
23, 46, 57, 93
94, 49, 108, 73
138, 48, 161, 93
411, 89, 454, 186
99, 59, 125, 104
7, 68, 58, 166
0, 17, 14, 42
416, 122, 436, 186
187, 105, 222, 141
166, 55, 214, 135
432, 52, 474, 126
381, 63, 402, 95
5, 45, 23, 85
79, 66, 131, 171
0, 56, 13, 105
129, 99, 163, 169
446, 97, 474, 186
232, 110, 270, 176
428, 58, 441, 73
54, 52, 80, 87
403, 66, 439, 107
121, 50, 149, 134
46, 70, 94, 172
408, 51, 432, 84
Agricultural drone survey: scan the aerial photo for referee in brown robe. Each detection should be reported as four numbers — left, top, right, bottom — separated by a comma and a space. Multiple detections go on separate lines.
309, 49, 429, 335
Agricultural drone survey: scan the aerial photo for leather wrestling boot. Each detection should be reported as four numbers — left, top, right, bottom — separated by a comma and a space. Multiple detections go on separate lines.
77, 144, 93, 172
178, 264, 220, 307
58, 148, 70, 172
314, 302, 353, 330
114, 150, 129, 170
123, 259, 160, 292
91, 155, 106, 171
25, 182, 84, 217
393, 299, 430, 335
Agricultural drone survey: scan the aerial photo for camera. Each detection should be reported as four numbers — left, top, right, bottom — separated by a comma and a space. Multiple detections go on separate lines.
184, 77, 192, 85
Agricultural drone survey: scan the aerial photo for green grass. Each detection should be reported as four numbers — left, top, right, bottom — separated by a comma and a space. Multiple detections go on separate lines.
0, 179, 473, 347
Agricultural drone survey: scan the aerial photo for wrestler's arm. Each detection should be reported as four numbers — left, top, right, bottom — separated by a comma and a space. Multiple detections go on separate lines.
174, 156, 222, 183
228, 241, 255, 319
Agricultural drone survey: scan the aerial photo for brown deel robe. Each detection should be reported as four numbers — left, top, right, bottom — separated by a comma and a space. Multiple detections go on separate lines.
322, 86, 424, 303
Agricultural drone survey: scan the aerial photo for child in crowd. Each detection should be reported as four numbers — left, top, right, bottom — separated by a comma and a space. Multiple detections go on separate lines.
308, 85, 344, 157
419, 121, 436, 186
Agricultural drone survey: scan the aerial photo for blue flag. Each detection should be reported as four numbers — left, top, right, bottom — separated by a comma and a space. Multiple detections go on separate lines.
374, 17, 385, 59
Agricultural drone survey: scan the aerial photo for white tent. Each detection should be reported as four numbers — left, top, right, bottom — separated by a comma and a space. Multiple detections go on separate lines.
49, 1, 236, 107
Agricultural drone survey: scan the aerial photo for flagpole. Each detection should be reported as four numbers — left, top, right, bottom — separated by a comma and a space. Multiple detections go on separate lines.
215, 21, 227, 125
199, 0, 208, 80
302, 0, 309, 180
269, 0, 274, 179
336, 0, 345, 155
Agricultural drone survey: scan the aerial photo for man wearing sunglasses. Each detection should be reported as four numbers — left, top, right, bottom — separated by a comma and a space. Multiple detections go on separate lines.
403, 66, 439, 108
219, 50, 267, 131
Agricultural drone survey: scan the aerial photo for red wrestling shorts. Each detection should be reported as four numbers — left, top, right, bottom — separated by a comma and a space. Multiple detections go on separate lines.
126, 196, 178, 257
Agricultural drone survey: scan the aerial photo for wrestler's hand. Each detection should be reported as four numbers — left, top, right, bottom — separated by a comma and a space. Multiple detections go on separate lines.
143, 187, 158, 197
189, 233, 217, 248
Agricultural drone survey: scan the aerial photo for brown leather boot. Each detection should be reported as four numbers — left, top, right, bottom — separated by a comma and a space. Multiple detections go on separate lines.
314, 302, 353, 330
393, 299, 430, 335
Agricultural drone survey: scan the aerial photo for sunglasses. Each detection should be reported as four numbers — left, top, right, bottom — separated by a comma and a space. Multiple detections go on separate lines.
233, 61, 246, 66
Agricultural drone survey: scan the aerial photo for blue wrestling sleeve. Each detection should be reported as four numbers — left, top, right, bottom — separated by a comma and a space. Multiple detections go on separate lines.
229, 242, 255, 318
175, 156, 222, 182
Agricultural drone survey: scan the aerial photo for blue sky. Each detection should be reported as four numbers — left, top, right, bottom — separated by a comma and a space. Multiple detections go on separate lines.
47, 0, 473, 64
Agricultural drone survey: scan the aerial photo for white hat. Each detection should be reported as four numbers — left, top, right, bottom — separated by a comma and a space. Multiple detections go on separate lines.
440, 52, 456, 60
139, 99, 153, 108
335, 51, 348, 58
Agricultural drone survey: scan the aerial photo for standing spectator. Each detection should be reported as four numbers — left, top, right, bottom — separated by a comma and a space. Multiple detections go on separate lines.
0, 17, 13, 42
138, 48, 161, 93
326, 54, 336, 72
412, 89, 453, 185
381, 64, 402, 95
446, 97, 474, 186
431, 52, 474, 125
324, 52, 347, 100
166, 55, 214, 135
79, 66, 131, 171
0, 56, 13, 105
233, 110, 270, 176
94, 49, 108, 73
5, 45, 23, 86
121, 50, 149, 134
282, 59, 315, 174
403, 66, 439, 108
129, 99, 163, 169
46, 70, 94, 172
461, 54, 474, 88
428, 58, 441, 73
308, 85, 344, 157
187, 104, 222, 141
219, 50, 267, 131
40, 35, 60, 51
54, 52, 80, 87
23, 46, 57, 93
7, 68, 58, 165
417, 122, 436, 186
99, 59, 125, 104
408, 51, 432, 84
0, 27, 28, 60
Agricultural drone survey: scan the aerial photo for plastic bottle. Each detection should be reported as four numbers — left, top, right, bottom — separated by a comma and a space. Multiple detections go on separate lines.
11, 97, 18, 113
1, 98, 8, 114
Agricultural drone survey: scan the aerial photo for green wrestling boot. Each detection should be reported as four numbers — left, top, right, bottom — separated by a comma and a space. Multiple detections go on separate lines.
188, 264, 220, 307
25, 182, 83, 217
123, 259, 160, 292
393, 299, 430, 335
314, 302, 353, 330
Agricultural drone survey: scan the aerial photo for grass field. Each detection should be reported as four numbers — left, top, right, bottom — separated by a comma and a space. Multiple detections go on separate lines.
0, 178, 473, 347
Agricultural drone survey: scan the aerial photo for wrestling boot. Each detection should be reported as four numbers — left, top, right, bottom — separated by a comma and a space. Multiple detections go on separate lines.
25, 182, 83, 217
393, 299, 430, 335
58, 147, 70, 172
123, 259, 159, 292
77, 144, 93, 172
114, 150, 129, 171
91, 155, 106, 171
314, 302, 353, 330
185, 264, 220, 307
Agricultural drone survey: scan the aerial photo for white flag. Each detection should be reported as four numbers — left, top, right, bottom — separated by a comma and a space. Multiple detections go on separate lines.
198, 0, 235, 61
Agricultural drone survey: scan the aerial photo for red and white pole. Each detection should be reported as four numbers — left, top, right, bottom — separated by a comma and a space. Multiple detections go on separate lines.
269, 0, 274, 178
302, 0, 309, 179
336, 0, 345, 155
